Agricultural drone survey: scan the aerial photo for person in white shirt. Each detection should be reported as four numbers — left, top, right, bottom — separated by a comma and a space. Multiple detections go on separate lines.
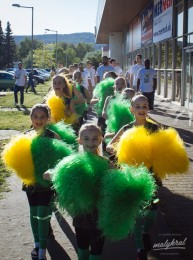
84, 60, 96, 90
78, 62, 93, 96
14, 62, 27, 106
137, 59, 157, 110
110, 59, 123, 76
129, 54, 143, 92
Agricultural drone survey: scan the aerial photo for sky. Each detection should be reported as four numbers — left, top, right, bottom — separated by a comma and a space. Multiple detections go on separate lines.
0, 0, 99, 36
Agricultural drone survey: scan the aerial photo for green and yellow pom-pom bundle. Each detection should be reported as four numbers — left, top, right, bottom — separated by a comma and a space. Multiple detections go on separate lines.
93, 78, 115, 116
31, 136, 73, 187
47, 121, 78, 150
46, 92, 77, 124
98, 165, 156, 240
2, 132, 74, 187
117, 126, 189, 179
52, 152, 109, 216
106, 94, 134, 133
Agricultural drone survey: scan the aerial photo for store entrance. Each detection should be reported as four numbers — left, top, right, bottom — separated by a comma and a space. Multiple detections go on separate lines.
185, 49, 193, 109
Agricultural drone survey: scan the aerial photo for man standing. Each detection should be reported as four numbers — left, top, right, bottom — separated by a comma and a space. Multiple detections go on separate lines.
137, 59, 157, 110
14, 62, 27, 106
129, 54, 143, 92
95, 56, 115, 83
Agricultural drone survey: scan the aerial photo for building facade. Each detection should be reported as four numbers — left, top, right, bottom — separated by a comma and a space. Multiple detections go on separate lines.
95, 0, 193, 109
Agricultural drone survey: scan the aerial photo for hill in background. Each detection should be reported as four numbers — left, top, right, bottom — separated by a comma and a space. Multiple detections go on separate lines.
14, 32, 104, 49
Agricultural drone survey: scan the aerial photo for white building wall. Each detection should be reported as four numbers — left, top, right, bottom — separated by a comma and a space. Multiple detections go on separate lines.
109, 32, 123, 66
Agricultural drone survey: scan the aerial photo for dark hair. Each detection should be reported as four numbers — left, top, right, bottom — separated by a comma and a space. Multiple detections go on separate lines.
30, 104, 50, 118
110, 58, 116, 64
103, 71, 118, 79
136, 54, 142, 59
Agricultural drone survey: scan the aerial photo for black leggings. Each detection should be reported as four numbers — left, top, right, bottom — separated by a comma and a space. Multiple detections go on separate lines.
75, 227, 105, 255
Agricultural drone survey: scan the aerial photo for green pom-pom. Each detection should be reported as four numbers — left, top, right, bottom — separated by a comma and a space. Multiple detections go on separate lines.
47, 122, 78, 150
93, 78, 115, 116
106, 94, 134, 133
52, 152, 109, 216
98, 165, 156, 240
31, 136, 73, 187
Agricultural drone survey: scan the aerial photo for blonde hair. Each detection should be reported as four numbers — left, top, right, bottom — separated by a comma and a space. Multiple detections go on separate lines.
79, 123, 102, 138
131, 94, 148, 106
53, 74, 71, 97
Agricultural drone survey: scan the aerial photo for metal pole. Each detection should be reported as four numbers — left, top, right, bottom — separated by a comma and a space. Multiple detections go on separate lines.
56, 31, 58, 67
31, 7, 34, 69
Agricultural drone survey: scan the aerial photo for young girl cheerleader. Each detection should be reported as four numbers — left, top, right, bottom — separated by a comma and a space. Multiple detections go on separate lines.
106, 94, 189, 260
46, 74, 80, 125
2, 104, 75, 260
44, 124, 110, 260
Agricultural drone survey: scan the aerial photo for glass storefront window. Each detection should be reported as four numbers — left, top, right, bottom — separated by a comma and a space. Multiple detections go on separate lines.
187, 33, 193, 46
176, 37, 183, 69
176, 3, 183, 37
161, 43, 165, 69
188, 0, 193, 34
175, 71, 182, 101
155, 45, 159, 68
168, 41, 172, 69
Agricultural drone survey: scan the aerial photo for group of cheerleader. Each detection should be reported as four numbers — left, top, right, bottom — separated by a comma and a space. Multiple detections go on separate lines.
2, 70, 189, 260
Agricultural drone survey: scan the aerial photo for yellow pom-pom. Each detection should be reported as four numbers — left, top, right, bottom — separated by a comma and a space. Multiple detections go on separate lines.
151, 128, 189, 179
46, 93, 77, 124
117, 126, 152, 169
2, 134, 35, 185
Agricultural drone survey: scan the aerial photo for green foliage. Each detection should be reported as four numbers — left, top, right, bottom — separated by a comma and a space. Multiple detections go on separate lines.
17, 38, 43, 67
33, 47, 54, 68
4, 22, 16, 68
83, 50, 102, 69
0, 21, 5, 69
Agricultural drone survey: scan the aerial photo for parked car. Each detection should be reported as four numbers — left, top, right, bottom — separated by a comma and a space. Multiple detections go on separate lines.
37, 69, 50, 81
0, 70, 15, 90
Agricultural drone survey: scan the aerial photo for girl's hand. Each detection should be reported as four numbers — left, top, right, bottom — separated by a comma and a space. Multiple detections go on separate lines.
43, 171, 52, 180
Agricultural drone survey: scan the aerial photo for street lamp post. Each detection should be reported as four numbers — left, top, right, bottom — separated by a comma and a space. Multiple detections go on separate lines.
45, 29, 58, 67
12, 4, 34, 69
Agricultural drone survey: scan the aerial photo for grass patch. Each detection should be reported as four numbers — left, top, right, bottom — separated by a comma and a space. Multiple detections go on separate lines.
0, 111, 32, 130
0, 81, 51, 197
0, 140, 11, 198
0, 81, 51, 131
0, 81, 51, 108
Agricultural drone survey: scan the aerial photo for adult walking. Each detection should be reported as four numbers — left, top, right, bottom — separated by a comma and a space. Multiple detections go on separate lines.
137, 59, 157, 110
129, 54, 143, 92
14, 62, 27, 106
95, 56, 115, 83
26, 69, 37, 94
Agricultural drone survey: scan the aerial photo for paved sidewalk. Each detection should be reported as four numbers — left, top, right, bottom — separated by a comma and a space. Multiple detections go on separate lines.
0, 96, 193, 260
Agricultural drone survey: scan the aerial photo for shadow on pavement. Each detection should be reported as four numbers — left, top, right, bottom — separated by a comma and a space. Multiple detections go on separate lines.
47, 236, 71, 260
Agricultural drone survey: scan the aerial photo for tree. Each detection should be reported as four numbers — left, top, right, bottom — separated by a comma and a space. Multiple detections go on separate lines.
33, 45, 54, 68
17, 38, 43, 62
0, 20, 5, 69
83, 50, 102, 69
4, 22, 16, 68
76, 42, 94, 60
